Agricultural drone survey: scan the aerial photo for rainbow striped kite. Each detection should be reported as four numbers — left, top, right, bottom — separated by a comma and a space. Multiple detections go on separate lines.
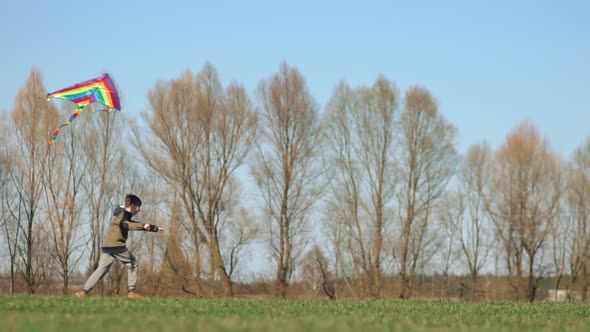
46, 73, 121, 144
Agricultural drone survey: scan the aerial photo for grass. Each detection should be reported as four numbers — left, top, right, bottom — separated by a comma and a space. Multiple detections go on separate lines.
1, 295, 589, 331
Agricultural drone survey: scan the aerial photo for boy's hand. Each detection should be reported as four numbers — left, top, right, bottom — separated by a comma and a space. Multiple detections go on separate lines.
143, 224, 163, 232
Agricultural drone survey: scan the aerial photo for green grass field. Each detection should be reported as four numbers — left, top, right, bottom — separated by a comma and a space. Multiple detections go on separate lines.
1, 295, 589, 331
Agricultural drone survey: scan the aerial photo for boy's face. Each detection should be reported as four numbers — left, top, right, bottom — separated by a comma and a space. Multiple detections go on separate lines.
129, 204, 141, 216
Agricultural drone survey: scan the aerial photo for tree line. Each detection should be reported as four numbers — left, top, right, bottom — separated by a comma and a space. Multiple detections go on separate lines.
0, 63, 588, 302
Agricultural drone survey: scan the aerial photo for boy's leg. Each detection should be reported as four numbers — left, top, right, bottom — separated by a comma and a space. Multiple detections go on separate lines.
82, 250, 115, 292
113, 248, 138, 292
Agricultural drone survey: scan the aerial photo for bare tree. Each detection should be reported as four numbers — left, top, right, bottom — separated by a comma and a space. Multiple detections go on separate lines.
137, 63, 257, 296
396, 86, 458, 299
254, 62, 323, 298
42, 103, 89, 294
0, 113, 20, 294
549, 197, 570, 296
355, 78, 398, 298
437, 194, 462, 298
322, 82, 361, 298
487, 122, 561, 301
219, 197, 260, 282
300, 245, 335, 299
158, 191, 194, 295
448, 143, 494, 299
322, 78, 398, 298
10, 69, 58, 293
566, 138, 590, 300
34, 221, 58, 294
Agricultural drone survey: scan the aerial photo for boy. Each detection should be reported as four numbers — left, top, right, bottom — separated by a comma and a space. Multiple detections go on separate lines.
75, 194, 164, 298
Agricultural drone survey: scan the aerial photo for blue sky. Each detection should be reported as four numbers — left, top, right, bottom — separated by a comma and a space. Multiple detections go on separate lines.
1, 0, 588, 276
1, 0, 588, 157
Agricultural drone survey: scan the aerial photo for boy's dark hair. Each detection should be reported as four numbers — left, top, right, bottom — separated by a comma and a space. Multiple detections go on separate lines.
125, 194, 142, 207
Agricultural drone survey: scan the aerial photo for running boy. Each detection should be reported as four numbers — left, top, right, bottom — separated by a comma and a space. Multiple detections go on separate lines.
75, 194, 164, 298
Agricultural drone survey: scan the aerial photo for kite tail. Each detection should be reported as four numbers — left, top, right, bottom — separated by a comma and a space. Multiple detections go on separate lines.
48, 106, 84, 145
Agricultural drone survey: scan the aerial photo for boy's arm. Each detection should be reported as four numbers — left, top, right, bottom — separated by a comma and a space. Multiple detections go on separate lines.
120, 220, 146, 231
124, 220, 164, 232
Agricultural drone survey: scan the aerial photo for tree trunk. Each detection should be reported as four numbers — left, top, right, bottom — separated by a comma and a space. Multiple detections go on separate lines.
528, 255, 536, 302
210, 240, 233, 296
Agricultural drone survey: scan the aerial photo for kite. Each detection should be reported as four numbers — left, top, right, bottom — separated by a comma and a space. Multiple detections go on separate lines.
46, 73, 121, 144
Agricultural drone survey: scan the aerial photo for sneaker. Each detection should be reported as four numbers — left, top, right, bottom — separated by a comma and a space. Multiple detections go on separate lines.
75, 290, 88, 297
127, 291, 142, 299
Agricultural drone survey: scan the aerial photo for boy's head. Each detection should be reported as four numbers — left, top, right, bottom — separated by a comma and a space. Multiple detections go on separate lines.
124, 194, 142, 215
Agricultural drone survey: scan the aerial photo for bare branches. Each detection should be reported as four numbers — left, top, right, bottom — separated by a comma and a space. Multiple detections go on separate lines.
322, 77, 399, 298
254, 62, 323, 298
566, 137, 590, 300
138, 63, 258, 296
9, 69, 57, 293
42, 103, 89, 294
396, 86, 458, 298
446, 143, 494, 299
488, 122, 562, 301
